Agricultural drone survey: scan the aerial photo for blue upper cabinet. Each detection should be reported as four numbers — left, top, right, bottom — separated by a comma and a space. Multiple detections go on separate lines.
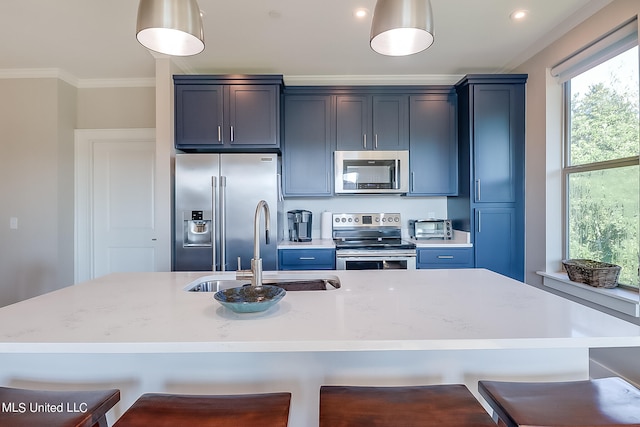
282, 94, 334, 196
448, 74, 527, 282
408, 90, 458, 196
472, 85, 521, 203
174, 75, 282, 151
175, 84, 224, 148
336, 94, 408, 150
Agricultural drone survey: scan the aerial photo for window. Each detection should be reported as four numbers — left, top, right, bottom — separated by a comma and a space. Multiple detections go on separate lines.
563, 42, 639, 288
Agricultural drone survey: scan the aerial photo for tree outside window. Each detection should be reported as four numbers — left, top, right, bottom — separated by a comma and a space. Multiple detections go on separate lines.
565, 45, 639, 287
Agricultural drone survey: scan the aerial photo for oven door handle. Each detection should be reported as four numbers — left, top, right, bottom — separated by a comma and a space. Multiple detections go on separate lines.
335, 254, 416, 260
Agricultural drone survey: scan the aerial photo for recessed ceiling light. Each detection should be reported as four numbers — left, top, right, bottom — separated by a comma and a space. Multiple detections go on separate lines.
509, 9, 529, 21
354, 8, 369, 19
510, 9, 529, 21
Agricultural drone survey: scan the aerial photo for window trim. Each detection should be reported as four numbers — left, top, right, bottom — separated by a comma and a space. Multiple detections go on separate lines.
561, 55, 640, 290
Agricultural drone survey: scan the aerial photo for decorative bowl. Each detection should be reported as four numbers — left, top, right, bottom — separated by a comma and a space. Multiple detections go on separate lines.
213, 285, 286, 313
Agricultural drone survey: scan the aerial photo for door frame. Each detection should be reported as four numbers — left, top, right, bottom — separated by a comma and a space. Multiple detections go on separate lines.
74, 128, 156, 283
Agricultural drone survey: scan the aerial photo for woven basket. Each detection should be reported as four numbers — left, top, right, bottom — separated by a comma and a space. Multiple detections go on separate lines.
562, 259, 621, 288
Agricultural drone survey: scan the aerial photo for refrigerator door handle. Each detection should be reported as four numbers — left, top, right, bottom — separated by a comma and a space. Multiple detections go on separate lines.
211, 176, 217, 271
219, 176, 227, 271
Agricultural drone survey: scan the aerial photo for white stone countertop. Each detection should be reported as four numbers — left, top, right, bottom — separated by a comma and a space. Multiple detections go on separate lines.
0, 269, 638, 354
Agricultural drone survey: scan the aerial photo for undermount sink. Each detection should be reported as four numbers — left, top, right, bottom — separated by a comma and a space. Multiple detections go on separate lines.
185, 274, 341, 292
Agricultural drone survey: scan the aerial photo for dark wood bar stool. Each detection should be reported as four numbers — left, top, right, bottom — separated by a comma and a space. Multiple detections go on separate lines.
0, 386, 120, 427
319, 384, 495, 427
478, 377, 640, 426
113, 392, 291, 427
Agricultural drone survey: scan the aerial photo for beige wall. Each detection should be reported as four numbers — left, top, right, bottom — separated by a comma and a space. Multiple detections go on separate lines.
514, 0, 640, 286
0, 80, 155, 307
0, 79, 73, 305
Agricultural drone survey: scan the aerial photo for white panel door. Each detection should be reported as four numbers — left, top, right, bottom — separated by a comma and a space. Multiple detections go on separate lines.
91, 139, 156, 278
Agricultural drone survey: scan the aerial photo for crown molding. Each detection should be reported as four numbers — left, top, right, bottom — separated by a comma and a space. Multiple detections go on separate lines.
0, 68, 464, 88
283, 74, 464, 86
0, 68, 79, 86
0, 68, 155, 88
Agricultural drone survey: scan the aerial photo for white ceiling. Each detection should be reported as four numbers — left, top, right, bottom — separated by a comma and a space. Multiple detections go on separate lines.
0, 0, 612, 85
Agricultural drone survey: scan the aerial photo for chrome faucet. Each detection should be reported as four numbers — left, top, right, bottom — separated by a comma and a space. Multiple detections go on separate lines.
237, 200, 271, 287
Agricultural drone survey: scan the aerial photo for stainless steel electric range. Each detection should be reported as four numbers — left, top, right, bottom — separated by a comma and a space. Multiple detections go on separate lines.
332, 213, 417, 270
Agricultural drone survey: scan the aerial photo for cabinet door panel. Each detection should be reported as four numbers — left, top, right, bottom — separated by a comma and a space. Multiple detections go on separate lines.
283, 96, 333, 196
372, 95, 408, 150
474, 207, 522, 281
409, 94, 457, 195
228, 85, 279, 146
336, 95, 369, 150
175, 85, 224, 148
473, 86, 516, 203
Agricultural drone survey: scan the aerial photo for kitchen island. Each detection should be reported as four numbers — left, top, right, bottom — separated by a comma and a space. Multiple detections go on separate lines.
0, 269, 638, 426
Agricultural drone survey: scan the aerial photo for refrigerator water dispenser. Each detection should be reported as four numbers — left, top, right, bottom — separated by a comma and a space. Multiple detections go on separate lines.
183, 210, 212, 247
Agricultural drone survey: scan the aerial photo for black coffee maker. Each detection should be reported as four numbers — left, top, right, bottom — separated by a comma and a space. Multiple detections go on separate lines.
287, 210, 312, 242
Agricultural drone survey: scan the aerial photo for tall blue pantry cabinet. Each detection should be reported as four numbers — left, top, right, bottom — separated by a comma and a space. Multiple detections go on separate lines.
448, 75, 527, 281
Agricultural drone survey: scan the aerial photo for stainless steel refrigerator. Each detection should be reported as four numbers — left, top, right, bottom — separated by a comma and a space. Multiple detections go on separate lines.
174, 153, 281, 271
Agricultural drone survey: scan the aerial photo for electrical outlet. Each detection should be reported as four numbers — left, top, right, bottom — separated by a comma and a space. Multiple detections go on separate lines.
9, 217, 18, 229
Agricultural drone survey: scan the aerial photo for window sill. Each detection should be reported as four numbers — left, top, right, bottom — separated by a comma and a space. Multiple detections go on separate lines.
537, 271, 639, 317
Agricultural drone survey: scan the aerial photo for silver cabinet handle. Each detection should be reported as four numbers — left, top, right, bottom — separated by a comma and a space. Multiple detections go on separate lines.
230, 126, 234, 142
477, 210, 482, 233
299, 257, 316, 260
375, 134, 378, 149
437, 255, 454, 259
363, 134, 367, 149
411, 171, 415, 192
476, 179, 481, 201
217, 125, 222, 142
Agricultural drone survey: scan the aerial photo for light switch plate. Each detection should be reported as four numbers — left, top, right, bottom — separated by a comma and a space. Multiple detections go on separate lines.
9, 217, 18, 229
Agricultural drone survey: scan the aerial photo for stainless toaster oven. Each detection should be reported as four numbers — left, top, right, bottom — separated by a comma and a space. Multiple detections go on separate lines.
409, 219, 452, 240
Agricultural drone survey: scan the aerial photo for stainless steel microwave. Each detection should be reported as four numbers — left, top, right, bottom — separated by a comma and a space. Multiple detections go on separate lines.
334, 150, 409, 194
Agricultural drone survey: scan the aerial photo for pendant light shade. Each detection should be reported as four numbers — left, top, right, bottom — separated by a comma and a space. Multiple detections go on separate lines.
370, 0, 434, 56
136, 0, 205, 56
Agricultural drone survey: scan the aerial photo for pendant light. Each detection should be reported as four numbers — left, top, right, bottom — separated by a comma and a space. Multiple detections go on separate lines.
370, 0, 434, 56
136, 0, 205, 56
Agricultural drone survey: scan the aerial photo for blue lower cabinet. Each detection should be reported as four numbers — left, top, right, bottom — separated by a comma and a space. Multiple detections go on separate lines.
416, 247, 473, 269
278, 249, 336, 270
474, 207, 523, 281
